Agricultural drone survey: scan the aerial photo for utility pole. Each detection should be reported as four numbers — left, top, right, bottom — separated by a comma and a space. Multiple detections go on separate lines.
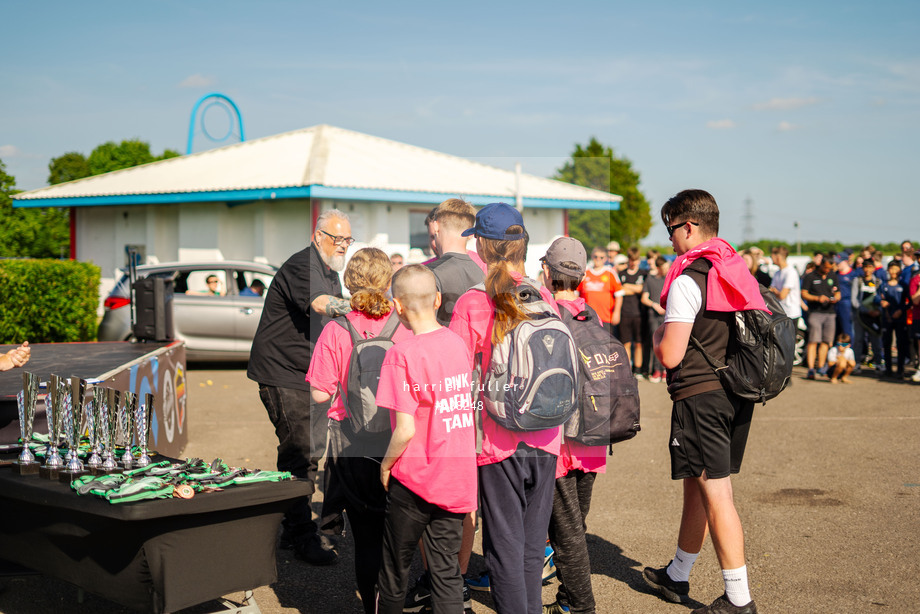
515, 162, 523, 213
742, 196, 754, 245
794, 221, 801, 255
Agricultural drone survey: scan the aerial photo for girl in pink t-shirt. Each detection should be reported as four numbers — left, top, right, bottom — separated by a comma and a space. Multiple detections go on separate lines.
448, 203, 563, 614
306, 247, 412, 614
375, 265, 477, 613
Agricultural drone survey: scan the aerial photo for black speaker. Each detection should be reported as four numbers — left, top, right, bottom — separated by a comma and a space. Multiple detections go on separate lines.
133, 277, 175, 341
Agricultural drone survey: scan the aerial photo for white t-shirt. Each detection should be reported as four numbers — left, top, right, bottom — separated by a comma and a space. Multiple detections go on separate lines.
827, 345, 855, 364
771, 265, 802, 319
663, 275, 702, 324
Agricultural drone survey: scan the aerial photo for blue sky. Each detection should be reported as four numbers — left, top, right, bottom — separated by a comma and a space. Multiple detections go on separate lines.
3, 0, 918, 246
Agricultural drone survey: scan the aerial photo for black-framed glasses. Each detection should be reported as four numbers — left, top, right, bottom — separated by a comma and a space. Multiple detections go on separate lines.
666, 221, 699, 239
319, 229, 356, 246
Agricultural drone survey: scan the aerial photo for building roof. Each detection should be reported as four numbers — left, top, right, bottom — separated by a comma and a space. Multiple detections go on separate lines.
14, 125, 620, 210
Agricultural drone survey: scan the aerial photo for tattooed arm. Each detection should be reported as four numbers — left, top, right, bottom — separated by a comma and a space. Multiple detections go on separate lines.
311, 294, 352, 317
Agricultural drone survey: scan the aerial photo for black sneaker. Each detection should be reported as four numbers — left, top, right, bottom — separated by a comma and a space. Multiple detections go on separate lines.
293, 533, 337, 566
642, 563, 689, 603
403, 572, 431, 613
462, 581, 473, 613
691, 594, 758, 614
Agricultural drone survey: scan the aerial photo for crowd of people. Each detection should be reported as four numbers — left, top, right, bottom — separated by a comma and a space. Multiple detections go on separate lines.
243, 190, 765, 614
581, 240, 920, 386
766, 243, 919, 383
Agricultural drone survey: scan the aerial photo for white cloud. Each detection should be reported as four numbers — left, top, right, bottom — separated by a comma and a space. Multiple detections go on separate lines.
753, 97, 820, 111
0, 145, 21, 157
777, 121, 796, 132
706, 119, 736, 130
179, 73, 217, 88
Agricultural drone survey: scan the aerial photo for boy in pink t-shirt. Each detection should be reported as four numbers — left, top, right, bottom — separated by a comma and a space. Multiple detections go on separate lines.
375, 265, 477, 614
539, 237, 608, 614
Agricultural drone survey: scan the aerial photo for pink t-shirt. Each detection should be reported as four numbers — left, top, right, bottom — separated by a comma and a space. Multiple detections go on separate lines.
449, 273, 563, 467
306, 310, 414, 421
555, 298, 608, 479
375, 326, 478, 513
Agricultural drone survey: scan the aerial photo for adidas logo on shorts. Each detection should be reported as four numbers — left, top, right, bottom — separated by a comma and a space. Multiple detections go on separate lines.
670, 438, 680, 447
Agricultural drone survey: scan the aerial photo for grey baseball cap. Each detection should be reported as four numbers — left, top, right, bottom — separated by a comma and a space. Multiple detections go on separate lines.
541, 237, 587, 277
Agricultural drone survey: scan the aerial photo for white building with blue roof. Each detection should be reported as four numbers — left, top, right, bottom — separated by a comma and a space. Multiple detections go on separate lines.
13, 124, 620, 293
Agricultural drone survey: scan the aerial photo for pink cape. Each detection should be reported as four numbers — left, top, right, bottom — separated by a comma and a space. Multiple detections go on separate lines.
660, 238, 768, 312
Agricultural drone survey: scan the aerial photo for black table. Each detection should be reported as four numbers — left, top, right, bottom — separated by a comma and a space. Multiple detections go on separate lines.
0, 463, 310, 613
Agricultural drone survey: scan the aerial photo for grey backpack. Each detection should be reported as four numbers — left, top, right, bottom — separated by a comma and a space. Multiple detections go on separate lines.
477, 279, 578, 432
334, 312, 401, 434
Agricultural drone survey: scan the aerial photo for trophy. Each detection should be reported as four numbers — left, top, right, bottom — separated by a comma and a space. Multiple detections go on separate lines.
12, 372, 39, 475
59, 377, 87, 483
39, 375, 65, 479
99, 388, 121, 474
136, 392, 154, 468
85, 385, 103, 471
119, 391, 136, 470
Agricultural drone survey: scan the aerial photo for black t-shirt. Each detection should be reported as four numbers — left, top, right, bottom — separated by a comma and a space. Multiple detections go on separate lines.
426, 252, 485, 326
801, 270, 838, 313
620, 268, 646, 318
247, 243, 343, 390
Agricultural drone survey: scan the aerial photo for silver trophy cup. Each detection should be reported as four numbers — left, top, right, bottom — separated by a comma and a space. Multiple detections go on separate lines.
119, 391, 136, 470
40, 375, 65, 478
136, 392, 154, 467
60, 377, 87, 482
13, 372, 39, 475
85, 386, 102, 469
100, 388, 121, 473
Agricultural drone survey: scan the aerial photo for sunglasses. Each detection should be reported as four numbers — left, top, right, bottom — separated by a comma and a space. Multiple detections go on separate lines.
666, 221, 699, 239
319, 229, 356, 246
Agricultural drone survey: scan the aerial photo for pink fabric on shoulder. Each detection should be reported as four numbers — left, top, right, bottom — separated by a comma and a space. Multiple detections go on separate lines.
468, 250, 488, 274
306, 310, 413, 421
660, 238, 767, 313
375, 327, 478, 513
449, 272, 563, 467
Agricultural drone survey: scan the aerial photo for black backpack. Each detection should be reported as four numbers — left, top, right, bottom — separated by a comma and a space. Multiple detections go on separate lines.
690, 282, 796, 405
560, 306, 641, 447
334, 312, 401, 434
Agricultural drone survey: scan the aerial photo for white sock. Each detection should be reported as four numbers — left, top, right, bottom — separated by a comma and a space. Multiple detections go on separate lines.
666, 547, 699, 582
722, 565, 752, 606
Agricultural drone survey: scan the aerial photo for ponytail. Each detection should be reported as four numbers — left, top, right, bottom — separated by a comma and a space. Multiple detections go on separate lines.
477, 226, 531, 344
350, 289, 391, 318
343, 247, 394, 319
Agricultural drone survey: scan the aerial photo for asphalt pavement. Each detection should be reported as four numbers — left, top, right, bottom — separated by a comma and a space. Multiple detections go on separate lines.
1, 365, 918, 613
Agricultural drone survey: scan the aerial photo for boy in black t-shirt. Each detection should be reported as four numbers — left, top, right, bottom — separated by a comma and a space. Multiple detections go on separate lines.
800, 258, 840, 379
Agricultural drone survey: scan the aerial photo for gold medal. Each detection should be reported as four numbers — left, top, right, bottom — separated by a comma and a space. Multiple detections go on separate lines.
174, 484, 195, 499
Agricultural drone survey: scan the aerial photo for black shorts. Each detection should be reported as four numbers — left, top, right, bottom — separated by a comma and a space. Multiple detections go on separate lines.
619, 315, 642, 344
669, 389, 754, 480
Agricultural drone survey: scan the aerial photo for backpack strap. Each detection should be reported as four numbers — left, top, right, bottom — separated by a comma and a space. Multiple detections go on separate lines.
377, 311, 401, 340
335, 311, 400, 342
334, 316, 362, 346
688, 335, 729, 372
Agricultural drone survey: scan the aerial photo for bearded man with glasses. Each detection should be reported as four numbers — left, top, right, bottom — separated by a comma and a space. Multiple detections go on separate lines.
247, 208, 355, 566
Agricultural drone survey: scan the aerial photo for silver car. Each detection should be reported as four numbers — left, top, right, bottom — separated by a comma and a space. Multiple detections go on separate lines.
97, 261, 277, 362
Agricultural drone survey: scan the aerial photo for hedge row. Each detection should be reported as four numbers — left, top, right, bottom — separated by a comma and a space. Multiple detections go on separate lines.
0, 259, 101, 343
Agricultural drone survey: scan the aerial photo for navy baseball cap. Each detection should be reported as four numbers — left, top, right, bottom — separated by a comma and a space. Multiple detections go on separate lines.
461, 203, 526, 240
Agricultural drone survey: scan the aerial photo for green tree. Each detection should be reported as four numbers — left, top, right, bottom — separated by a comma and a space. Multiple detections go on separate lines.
48, 151, 92, 185
554, 137, 652, 250
85, 139, 181, 175
0, 159, 70, 258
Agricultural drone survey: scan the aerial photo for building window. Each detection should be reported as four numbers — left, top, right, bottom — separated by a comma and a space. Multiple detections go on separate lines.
409, 209, 433, 257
